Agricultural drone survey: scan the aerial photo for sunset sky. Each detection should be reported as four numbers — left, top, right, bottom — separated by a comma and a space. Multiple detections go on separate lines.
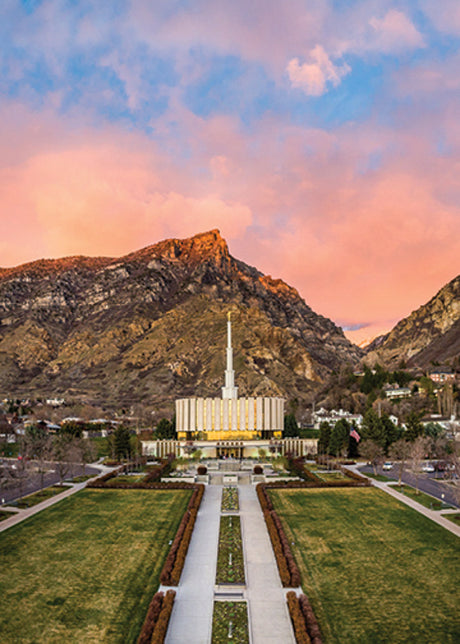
1, 1, 459, 345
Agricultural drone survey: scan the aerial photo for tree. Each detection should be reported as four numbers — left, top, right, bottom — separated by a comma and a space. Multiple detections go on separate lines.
24, 425, 52, 490
389, 439, 411, 486
318, 422, 331, 455
155, 418, 176, 440
360, 440, 384, 475
52, 434, 73, 485
405, 411, 423, 442
329, 419, 350, 457
409, 436, 430, 495
113, 426, 132, 460
284, 414, 299, 438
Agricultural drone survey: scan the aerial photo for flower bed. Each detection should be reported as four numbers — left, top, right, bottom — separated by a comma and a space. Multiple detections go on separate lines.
87, 459, 180, 489
137, 589, 176, 644
216, 515, 245, 585
221, 487, 239, 513
160, 484, 205, 586
211, 601, 249, 644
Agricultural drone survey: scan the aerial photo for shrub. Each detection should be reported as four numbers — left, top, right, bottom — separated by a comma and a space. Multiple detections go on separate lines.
287, 592, 311, 644
160, 484, 205, 586
151, 590, 176, 644
137, 592, 164, 644
253, 465, 263, 475
197, 465, 207, 475
299, 594, 323, 644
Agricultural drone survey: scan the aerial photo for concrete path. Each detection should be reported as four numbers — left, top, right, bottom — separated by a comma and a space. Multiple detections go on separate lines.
165, 485, 222, 644
239, 485, 296, 644
347, 466, 460, 538
0, 464, 109, 534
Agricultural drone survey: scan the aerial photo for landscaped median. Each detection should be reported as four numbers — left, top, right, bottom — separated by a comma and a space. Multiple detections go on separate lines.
212, 601, 249, 644
0, 462, 205, 644
215, 515, 245, 585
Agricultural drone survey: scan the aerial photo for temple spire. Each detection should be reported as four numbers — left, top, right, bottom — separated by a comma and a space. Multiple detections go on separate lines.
222, 312, 238, 399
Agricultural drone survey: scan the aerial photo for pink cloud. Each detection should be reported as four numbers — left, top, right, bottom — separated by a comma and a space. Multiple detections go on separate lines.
1, 97, 459, 344
286, 45, 351, 96
421, 0, 460, 36
367, 9, 425, 53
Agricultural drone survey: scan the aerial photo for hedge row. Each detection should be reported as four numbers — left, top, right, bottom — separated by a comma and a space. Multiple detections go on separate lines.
287, 591, 311, 644
336, 464, 370, 484
137, 589, 176, 644
287, 457, 322, 483
87, 459, 177, 489
160, 484, 205, 586
256, 484, 300, 587
287, 592, 323, 644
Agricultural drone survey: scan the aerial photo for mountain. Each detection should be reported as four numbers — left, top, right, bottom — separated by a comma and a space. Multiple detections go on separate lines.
0, 230, 362, 413
365, 275, 460, 368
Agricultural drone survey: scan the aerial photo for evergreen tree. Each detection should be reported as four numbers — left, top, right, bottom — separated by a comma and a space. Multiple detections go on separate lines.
318, 421, 331, 455
329, 419, 350, 456
113, 425, 131, 459
284, 413, 299, 437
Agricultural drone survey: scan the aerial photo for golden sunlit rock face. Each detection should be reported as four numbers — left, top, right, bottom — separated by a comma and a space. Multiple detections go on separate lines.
0, 230, 362, 411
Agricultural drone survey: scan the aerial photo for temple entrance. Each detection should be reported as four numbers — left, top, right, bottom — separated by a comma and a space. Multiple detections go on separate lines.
216, 446, 243, 459
216, 441, 244, 460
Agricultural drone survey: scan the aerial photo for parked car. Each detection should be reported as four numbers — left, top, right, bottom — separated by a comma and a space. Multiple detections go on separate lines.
422, 463, 435, 473
382, 462, 393, 470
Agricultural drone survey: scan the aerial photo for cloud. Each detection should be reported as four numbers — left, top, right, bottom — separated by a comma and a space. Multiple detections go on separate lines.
368, 9, 425, 53
286, 45, 351, 96
421, 0, 460, 36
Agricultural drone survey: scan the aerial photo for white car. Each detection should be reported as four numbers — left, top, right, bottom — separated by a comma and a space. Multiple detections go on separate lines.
382, 462, 393, 470
422, 463, 435, 473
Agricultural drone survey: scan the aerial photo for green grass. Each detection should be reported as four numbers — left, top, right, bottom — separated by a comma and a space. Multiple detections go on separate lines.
0, 488, 191, 643
212, 601, 249, 644
389, 484, 454, 510
270, 487, 460, 644
0, 510, 14, 522
365, 472, 392, 482
11, 484, 72, 508
446, 513, 460, 526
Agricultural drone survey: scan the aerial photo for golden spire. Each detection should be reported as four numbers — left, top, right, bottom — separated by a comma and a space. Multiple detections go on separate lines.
227, 311, 231, 321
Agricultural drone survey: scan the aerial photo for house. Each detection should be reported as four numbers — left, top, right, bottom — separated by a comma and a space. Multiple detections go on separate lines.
312, 407, 363, 429
384, 385, 412, 400
429, 367, 456, 384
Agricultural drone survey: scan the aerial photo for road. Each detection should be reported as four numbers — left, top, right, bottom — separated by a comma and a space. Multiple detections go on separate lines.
358, 464, 459, 509
0, 459, 101, 505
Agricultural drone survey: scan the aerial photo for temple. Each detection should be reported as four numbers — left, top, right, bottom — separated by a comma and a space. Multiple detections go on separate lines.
175, 313, 284, 450
142, 312, 317, 459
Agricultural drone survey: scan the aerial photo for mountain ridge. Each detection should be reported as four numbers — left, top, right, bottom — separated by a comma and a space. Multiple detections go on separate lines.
0, 230, 362, 412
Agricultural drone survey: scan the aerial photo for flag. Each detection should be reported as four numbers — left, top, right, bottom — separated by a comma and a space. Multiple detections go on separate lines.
350, 428, 361, 443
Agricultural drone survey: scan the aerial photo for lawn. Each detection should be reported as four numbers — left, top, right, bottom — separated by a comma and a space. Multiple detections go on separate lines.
9, 484, 72, 508
0, 488, 191, 643
389, 484, 454, 510
270, 487, 459, 644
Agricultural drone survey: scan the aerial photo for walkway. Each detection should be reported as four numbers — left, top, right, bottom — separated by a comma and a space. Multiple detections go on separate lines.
165, 485, 222, 644
347, 466, 460, 538
239, 484, 296, 644
0, 464, 110, 534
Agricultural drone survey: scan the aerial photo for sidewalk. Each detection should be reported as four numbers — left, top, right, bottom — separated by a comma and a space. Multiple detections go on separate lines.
165, 485, 222, 644
0, 464, 108, 534
346, 466, 460, 538
371, 478, 460, 537
239, 485, 296, 644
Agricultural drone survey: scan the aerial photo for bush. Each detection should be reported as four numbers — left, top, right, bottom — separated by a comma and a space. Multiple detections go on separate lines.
253, 465, 263, 475
197, 465, 207, 475
160, 484, 205, 586
287, 591, 311, 644
137, 589, 176, 644
256, 484, 301, 587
